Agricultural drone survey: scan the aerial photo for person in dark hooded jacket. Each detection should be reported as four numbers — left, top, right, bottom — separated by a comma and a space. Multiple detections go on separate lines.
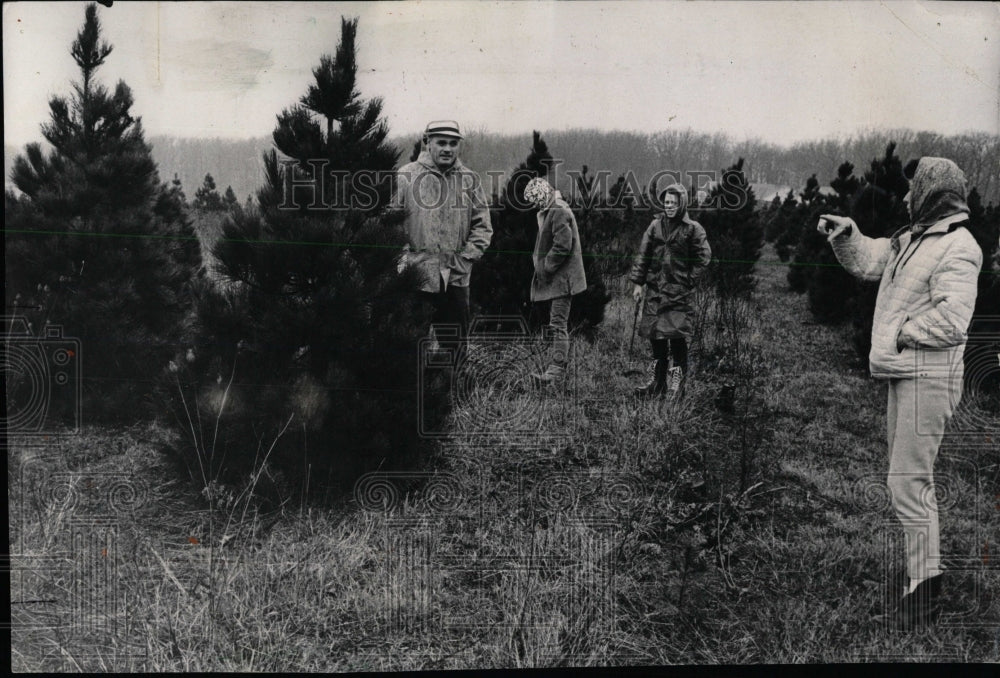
629, 183, 712, 398
818, 157, 983, 630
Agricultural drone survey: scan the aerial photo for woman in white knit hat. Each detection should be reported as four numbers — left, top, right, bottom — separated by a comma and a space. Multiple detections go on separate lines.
523, 176, 587, 386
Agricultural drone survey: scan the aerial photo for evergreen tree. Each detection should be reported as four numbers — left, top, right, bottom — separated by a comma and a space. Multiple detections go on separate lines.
6, 2, 201, 421
170, 173, 187, 206
846, 143, 910, 359
829, 162, 860, 204
574, 165, 597, 210
762, 193, 783, 244
786, 145, 908, 336
772, 190, 802, 263
223, 185, 239, 211
801, 174, 821, 204
699, 158, 762, 297
782, 172, 831, 292
473, 131, 554, 327
803, 162, 859, 322
165, 17, 434, 502
608, 175, 630, 208
192, 173, 224, 211
786, 187, 822, 294
964, 189, 1000, 395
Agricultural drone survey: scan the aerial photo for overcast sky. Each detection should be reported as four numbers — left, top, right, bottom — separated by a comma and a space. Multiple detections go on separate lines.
4, 1, 999, 148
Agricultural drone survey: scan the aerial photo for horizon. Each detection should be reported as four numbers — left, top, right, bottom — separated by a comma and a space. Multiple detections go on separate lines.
4, 1, 998, 150
8, 122, 997, 153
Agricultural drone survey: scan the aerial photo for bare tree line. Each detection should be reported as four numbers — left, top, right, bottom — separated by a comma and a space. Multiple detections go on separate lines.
126, 128, 1000, 209
455, 127, 1000, 204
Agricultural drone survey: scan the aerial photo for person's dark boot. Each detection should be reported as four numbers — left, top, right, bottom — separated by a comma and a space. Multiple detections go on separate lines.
530, 364, 565, 390
876, 572, 944, 631
634, 359, 668, 398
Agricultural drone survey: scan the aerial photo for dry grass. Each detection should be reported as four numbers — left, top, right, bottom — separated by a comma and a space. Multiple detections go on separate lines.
8, 244, 999, 669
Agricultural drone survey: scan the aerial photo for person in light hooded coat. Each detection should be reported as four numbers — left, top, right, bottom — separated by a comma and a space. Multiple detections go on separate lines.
818, 157, 983, 630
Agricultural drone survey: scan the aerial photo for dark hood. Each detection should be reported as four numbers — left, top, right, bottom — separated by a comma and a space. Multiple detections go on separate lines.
660, 182, 690, 224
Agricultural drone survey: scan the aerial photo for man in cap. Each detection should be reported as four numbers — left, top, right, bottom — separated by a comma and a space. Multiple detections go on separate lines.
394, 120, 492, 352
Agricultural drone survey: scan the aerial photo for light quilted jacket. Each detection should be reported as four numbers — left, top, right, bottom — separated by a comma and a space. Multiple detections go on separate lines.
828, 212, 982, 379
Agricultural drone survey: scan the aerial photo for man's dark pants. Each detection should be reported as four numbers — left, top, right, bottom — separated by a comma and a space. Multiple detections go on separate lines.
419, 282, 470, 358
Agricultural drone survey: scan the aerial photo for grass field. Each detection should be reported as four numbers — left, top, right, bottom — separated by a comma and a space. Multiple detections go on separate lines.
9, 244, 1000, 669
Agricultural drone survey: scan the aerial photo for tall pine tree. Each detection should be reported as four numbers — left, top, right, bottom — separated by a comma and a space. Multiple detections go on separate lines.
165, 17, 436, 503
6, 2, 201, 421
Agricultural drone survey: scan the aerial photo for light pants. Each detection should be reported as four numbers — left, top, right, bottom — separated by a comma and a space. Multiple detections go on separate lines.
885, 375, 961, 582
545, 295, 572, 375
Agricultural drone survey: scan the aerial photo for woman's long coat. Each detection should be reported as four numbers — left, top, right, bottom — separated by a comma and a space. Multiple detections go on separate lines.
629, 208, 712, 340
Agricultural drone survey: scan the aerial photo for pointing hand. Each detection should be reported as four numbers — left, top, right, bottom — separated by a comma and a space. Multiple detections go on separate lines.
817, 214, 855, 238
